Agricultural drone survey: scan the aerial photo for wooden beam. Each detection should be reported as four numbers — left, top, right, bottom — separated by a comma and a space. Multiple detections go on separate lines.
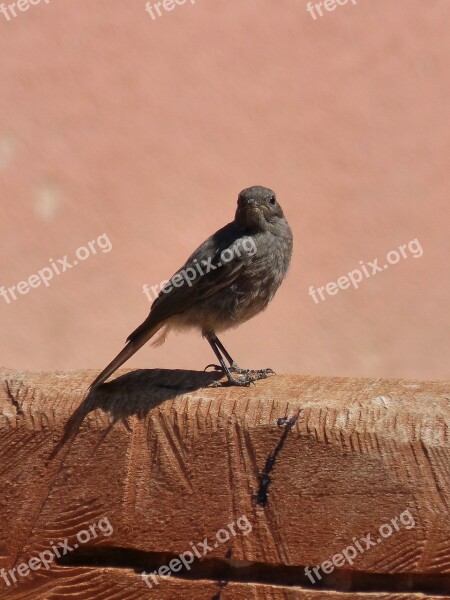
0, 367, 449, 599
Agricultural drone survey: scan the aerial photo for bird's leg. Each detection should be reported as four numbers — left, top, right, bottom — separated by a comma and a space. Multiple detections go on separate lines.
203, 335, 246, 373
206, 335, 253, 387
205, 334, 274, 387
215, 335, 275, 378
213, 335, 249, 374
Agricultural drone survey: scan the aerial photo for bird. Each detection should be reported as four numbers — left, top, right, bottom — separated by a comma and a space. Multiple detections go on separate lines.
89, 185, 293, 389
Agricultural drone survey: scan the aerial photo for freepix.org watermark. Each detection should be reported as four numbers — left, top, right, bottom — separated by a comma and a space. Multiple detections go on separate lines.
308, 238, 423, 304
1, 517, 113, 587
145, 0, 196, 21
141, 514, 253, 590
306, 0, 357, 21
305, 509, 415, 584
0, 233, 112, 305
0, 0, 50, 22
143, 236, 257, 304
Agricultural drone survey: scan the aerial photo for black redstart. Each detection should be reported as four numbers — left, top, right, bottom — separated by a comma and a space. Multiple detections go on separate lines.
90, 185, 293, 388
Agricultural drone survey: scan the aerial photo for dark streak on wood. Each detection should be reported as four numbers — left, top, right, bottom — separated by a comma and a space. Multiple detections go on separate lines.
254, 414, 299, 506
56, 546, 450, 595
5, 379, 23, 416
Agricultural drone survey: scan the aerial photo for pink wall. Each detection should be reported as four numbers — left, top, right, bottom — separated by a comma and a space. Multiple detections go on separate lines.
0, 0, 449, 380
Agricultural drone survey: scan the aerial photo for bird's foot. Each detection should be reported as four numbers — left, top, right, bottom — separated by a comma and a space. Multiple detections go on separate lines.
205, 363, 275, 387
230, 364, 275, 377
209, 369, 275, 388
229, 362, 250, 375
253, 368, 276, 377
245, 368, 275, 382
205, 362, 275, 376
209, 373, 254, 388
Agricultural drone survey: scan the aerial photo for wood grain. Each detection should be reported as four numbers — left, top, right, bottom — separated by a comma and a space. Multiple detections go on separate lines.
0, 366, 449, 599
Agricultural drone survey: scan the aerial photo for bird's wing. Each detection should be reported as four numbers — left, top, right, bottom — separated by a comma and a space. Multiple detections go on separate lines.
127, 222, 247, 342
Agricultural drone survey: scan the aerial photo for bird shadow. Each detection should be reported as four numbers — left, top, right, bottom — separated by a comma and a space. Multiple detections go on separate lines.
49, 368, 221, 460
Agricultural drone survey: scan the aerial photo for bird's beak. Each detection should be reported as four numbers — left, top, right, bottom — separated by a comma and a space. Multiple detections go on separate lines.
245, 198, 260, 213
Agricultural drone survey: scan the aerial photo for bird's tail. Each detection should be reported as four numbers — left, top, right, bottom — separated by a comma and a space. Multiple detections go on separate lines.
89, 323, 160, 390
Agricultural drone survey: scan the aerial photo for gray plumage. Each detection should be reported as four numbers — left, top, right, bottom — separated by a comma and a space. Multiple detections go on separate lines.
90, 185, 293, 389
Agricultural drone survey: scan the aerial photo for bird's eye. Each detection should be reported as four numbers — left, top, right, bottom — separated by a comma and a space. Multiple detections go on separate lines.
269, 196, 276, 205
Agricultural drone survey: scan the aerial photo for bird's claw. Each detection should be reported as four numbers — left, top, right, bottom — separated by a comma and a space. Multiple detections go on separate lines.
232, 367, 275, 378
209, 376, 252, 388
209, 371, 274, 388
205, 363, 275, 377
255, 368, 276, 377
206, 363, 275, 387
204, 363, 224, 372
229, 363, 275, 377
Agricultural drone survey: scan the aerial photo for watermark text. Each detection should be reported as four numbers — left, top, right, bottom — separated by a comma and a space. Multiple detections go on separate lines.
308, 238, 423, 304
1, 233, 112, 305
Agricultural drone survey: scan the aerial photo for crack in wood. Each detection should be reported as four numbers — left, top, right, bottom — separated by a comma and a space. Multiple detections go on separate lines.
5, 379, 23, 416
254, 414, 299, 506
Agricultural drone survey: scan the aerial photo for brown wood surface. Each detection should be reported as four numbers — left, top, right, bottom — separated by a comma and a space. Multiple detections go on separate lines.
0, 366, 449, 599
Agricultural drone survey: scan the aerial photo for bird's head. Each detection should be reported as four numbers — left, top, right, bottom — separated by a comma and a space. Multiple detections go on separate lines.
235, 186, 285, 232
